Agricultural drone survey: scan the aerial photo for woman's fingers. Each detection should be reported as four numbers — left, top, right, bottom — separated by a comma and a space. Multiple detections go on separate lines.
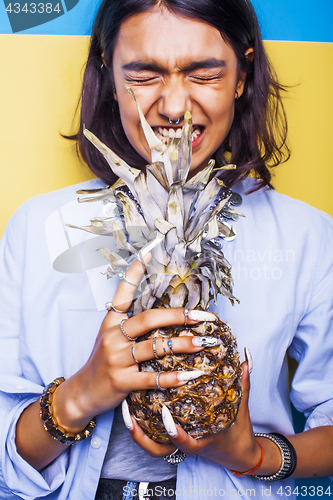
161, 405, 210, 455
130, 334, 222, 364
131, 367, 205, 392
117, 308, 218, 341
122, 400, 177, 457
106, 255, 150, 315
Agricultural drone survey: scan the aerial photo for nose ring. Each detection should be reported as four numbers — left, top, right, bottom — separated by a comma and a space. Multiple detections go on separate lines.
168, 117, 181, 126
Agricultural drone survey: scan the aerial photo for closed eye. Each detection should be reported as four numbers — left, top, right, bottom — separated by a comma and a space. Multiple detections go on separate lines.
125, 76, 159, 83
189, 71, 224, 82
124, 72, 161, 84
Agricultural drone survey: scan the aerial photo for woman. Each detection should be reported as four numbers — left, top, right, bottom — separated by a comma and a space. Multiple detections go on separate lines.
1, 0, 333, 498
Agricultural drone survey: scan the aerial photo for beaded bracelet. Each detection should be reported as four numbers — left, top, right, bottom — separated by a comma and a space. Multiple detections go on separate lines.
40, 377, 96, 446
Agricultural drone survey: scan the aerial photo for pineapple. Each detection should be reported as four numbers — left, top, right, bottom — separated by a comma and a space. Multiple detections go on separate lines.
72, 88, 242, 442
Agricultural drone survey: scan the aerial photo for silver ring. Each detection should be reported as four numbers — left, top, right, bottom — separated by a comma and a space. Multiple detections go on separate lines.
184, 308, 189, 325
168, 117, 181, 125
105, 301, 127, 314
163, 448, 187, 464
131, 343, 139, 363
156, 372, 167, 391
120, 318, 139, 341
153, 338, 161, 359
135, 253, 146, 266
167, 339, 174, 355
162, 338, 168, 355
119, 271, 138, 287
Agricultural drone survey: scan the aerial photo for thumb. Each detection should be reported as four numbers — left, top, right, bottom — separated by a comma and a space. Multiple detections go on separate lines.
238, 347, 253, 416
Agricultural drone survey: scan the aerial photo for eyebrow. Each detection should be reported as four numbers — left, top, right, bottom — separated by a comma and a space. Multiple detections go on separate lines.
122, 58, 227, 73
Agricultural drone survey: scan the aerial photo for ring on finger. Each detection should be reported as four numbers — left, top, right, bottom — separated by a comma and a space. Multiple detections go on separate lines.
105, 301, 128, 314
156, 372, 167, 391
153, 338, 161, 359
162, 338, 168, 355
119, 271, 139, 287
120, 318, 139, 341
163, 448, 187, 464
135, 252, 146, 266
184, 308, 189, 326
131, 343, 139, 364
167, 338, 174, 355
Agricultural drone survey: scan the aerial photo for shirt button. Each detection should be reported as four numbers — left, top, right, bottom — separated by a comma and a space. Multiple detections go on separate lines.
91, 437, 101, 449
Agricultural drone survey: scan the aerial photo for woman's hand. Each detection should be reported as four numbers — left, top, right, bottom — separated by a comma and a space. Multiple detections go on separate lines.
52, 255, 213, 435
162, 360, 262, 472
16, 255, 214, 470
161, 360, 258, 471
123, 355, 281, 476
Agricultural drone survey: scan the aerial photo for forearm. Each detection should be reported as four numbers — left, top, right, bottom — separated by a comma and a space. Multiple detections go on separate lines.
251, 426, 333, 479
15, 400, 71, 471
288, 427, 333, 478
15, 378, 93, 471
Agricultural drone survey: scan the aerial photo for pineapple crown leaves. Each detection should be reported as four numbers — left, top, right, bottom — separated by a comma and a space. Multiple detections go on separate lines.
73, 87, 240, 312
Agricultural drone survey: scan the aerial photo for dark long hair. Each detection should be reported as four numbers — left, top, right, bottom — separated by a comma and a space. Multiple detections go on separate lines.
67, 0, 290, 191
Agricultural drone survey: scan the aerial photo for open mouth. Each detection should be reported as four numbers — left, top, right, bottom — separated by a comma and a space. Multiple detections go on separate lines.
152, 126, 204, 146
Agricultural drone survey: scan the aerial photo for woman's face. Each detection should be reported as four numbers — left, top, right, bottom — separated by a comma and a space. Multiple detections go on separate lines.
112, 7, 247, 176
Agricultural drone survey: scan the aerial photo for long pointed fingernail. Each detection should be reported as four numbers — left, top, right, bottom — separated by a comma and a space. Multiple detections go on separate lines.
188, 310, 217, 322
137, 234, 164, 260
192, 336, 222, 348
244, 347, 253, 374
122, 399, 134, 431
177, 370, 205, 382
162, 406, 178, 437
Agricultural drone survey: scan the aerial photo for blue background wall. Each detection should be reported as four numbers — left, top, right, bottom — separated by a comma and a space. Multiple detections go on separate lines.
1, 0, 333, 41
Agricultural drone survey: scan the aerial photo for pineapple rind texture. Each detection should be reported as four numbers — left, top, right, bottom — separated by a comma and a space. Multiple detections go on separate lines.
73, 88, 243, 441
127, 319, 242, 443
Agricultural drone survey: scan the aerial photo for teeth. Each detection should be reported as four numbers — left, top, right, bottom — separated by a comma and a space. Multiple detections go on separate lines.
153, 126, 202, 144
192, 128, 200, 140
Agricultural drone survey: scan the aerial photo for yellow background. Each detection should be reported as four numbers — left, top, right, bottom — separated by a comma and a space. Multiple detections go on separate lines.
0, 35, 332, 236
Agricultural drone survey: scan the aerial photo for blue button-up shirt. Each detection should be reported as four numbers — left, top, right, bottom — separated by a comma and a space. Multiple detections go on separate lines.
0, 178, 332, 499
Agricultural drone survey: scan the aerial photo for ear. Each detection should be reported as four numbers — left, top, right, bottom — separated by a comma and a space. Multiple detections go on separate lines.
235, 48, 254, 98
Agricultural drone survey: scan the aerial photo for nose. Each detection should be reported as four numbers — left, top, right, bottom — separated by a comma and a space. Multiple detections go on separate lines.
157, 80, 191, 124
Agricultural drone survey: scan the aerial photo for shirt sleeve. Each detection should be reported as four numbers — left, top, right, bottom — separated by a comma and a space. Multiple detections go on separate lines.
0, 207, 69, 499
289, 211, 333, 431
